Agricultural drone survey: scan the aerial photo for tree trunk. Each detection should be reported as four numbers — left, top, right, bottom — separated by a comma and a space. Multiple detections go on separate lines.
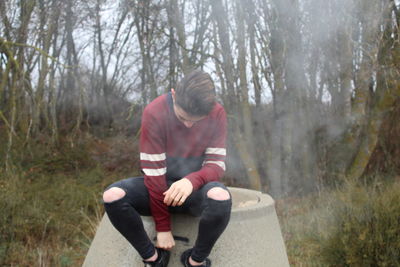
346, 1, 399, 180
211, 0, 262, 190
235, 0, 262, 190
167, 0, 190, 72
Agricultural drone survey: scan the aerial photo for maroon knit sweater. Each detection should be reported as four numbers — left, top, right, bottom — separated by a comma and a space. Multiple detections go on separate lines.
140, 93, 227, 232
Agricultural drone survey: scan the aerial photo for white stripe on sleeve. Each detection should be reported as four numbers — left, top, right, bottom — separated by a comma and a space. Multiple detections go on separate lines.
204, 161, 226, 171
205, 148, 226, 156
140, 152, 166, 161
142, 167, 167, 176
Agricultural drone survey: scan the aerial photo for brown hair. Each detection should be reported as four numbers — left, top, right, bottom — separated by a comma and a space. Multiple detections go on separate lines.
175, 70, 216, 116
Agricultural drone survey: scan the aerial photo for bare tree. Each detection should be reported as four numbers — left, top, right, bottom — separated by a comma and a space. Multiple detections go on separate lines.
0, 0, 398, 194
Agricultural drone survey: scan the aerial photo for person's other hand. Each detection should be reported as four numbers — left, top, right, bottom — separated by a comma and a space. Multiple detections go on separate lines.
156, 231, 175, 250
163, 178, 193, 206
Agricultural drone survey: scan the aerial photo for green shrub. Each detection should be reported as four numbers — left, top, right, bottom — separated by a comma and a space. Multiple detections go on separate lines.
320, 181, 400, 266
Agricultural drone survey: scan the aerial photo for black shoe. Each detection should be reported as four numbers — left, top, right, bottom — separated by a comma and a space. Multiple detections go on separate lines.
143, 247, 170, 267
180, 249, 211, 267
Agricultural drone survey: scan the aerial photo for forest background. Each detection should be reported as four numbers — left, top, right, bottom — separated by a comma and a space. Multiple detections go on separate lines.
0, 0, 399, 266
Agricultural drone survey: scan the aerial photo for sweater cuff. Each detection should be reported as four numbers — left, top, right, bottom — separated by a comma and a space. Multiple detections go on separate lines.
155, 223, 171, 232
185, 174, 201, 191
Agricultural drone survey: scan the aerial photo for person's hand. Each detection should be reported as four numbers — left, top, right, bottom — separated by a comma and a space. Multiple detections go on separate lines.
163, 178, 193, 206
156, 231, 175, 250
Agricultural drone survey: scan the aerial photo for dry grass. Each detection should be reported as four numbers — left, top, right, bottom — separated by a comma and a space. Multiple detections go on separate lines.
277, 178, 400, 267
0, 168, 105, 266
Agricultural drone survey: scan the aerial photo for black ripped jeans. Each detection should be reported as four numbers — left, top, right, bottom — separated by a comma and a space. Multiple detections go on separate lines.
103, 177, 232, 262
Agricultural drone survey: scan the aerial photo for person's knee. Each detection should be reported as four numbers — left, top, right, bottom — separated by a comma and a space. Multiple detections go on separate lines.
206, 187, 230, 201
103, 187, 126, 203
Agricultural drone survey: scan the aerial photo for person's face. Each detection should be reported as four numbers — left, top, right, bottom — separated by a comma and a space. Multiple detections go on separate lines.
171, 89, 206, 128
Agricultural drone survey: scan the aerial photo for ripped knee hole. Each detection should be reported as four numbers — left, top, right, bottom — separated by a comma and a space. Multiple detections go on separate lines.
103, 187, 126, 203
207, 187, 230, 201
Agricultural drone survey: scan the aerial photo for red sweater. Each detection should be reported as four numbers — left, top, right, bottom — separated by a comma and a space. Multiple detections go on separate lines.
140, 93, 227, 232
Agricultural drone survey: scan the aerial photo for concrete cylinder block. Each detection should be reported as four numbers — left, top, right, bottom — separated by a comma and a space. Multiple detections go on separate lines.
83, 187, 290, 267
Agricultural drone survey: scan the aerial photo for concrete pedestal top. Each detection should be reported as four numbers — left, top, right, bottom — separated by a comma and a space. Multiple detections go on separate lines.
83, 187, 289, 267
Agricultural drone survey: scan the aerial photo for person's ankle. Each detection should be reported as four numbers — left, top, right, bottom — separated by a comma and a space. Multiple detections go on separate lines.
189, 256, 204, 266
144, 249, 158, 262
